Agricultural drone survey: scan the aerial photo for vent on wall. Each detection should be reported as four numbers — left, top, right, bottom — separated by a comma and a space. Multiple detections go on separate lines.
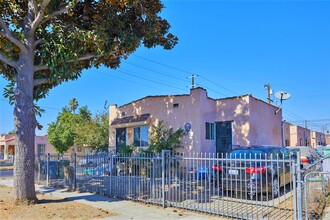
173, 103, 179, 108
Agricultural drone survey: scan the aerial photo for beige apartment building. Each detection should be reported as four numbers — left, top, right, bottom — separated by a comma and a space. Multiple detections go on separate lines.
289, 124, 311, 147
109, 87, 282, 154
311, 131, 327, 147
326, 134, 330, 145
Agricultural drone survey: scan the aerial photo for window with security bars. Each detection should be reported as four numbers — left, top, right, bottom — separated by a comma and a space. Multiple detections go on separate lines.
205, 122, 215, 140
134, 126, 149, 147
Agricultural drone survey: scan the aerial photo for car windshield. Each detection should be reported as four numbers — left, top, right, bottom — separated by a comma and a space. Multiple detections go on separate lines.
227, 149, 268, 159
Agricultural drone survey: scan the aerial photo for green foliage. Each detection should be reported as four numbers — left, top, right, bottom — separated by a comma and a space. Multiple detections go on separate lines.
0, 0, 177, 202
48, 100, 109, 153
69, 98, 79, 113
74, 102, 109, 152
47, 110, 76, 153
118, 144, 135, 155
148, 121, 184, 154
0, 0, 178, 103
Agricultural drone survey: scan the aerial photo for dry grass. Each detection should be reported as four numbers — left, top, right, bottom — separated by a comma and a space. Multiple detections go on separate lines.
0, 184, 118, 220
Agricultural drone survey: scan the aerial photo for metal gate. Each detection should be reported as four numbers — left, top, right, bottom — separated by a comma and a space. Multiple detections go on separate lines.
38, 151, 330, 220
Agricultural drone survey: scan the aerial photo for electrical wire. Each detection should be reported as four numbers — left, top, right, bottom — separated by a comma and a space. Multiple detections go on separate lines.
132, 55, 328, 132
134, 54, 193, 75
115, 69, 187, 92
124, 61, 188, 83
199, 75, 240, 96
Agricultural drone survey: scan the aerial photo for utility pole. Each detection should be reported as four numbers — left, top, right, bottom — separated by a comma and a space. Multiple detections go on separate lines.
264, 84, 271, 104
188, 74, 197, 89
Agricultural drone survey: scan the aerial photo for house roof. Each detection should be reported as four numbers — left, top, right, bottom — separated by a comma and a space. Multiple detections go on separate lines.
117, 87, 276, 110
4, 137, 15, 142
111, 113, 151, 126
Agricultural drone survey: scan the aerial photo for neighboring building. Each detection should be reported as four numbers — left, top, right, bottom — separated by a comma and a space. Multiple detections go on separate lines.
1, 133, 96, 161
289, 125, 311, 146
283, 121, 291, 147
71, 145, 92, 156
311, 131, 326, 147
326, 133, 330, 145
35, 135, 57, 158
0, 134, 15, 160
0, 135, 57, 161
109, 87, 282, 154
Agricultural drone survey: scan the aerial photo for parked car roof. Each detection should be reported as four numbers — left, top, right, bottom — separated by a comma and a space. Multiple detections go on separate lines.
227, 145, 287, 159
286, 146, 319, 158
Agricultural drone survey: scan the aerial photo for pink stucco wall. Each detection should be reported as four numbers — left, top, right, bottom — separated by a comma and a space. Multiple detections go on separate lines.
35, 135, 57, 155
250, 96, 282, 146
110, 88, 214, 153
283, 122, 292, 146
109, 88, 283, 153
214, 95, 282, 147
289, 125, 311, 146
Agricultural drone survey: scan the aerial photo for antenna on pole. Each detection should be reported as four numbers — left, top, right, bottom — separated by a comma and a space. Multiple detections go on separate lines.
264, 84, 273, 104
187, 74, 198, 89
274, 90, 291, 147
274, 91, 291, 114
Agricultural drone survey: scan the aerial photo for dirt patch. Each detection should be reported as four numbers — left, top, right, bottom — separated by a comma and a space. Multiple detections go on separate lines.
0, 185, 118, 220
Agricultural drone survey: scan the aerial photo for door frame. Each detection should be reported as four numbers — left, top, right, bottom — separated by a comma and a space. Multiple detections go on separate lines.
215, 121, 234, 155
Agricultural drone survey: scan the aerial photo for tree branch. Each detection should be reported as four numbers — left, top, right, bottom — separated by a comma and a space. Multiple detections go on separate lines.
41, 5, 70, 25
67, 54, 102, 63
32, 0, 38, 14
34, 65, 49, 72
40, 0, 83, 25
34, 78, 65, 87
34, 39, 43, 47
0, 18, 28, 54
0, 52, 17, 68
33, 78, 48, 86
30, 0, 52, 35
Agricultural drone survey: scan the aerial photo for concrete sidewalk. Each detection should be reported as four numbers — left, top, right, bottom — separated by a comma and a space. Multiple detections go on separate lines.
0, 179, 223, 220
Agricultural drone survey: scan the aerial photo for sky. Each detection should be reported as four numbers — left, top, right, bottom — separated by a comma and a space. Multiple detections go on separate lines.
1, 0, 330, 135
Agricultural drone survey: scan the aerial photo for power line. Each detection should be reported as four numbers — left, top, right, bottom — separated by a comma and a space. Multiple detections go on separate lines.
115, 69, 187, 92
198, 84, 227, 97
134, 55, 193, 75
116, 68, 187, 90
94, 68, 174, 92
198, 75, 240, 96
133, 55, 327, 129
124, 61, 188, 83
289, 118, 330, 123
1, 98, 60, 111
134, 55, 241, 97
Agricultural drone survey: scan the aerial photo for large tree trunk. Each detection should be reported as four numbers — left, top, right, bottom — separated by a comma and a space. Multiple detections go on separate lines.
13, 54, 37, 203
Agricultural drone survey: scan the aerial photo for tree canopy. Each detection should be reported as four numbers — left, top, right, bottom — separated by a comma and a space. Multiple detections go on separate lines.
48, 100, 109, 153
69, 98, 78, 113
74, 103, 110, 152
1, 0, 177, 102
0, 0, 177, 203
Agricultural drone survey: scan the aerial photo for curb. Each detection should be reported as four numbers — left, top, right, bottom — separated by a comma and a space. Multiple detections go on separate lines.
0, 166, 14, 171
